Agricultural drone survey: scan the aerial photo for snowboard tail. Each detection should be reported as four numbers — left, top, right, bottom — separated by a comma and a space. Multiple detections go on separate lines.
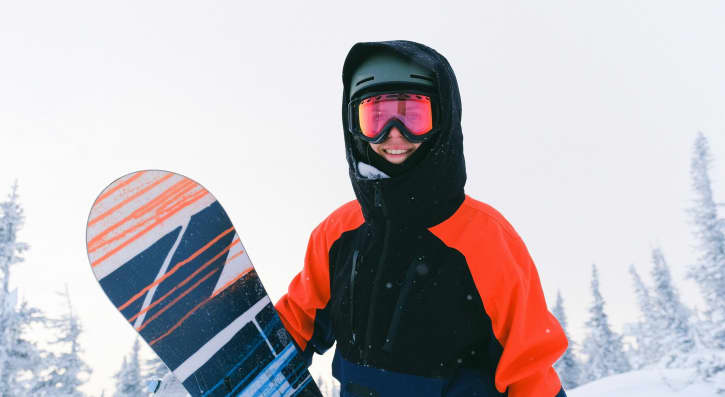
86, 170, 321, 397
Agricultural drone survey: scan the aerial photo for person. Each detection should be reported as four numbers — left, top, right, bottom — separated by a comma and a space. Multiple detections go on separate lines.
275, 40, 568, 397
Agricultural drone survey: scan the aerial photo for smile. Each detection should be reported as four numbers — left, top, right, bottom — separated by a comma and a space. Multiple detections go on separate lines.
383, 149, 412, 155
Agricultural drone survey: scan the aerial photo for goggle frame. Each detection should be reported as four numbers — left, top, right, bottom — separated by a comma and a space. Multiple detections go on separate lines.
347, 89, 440, 144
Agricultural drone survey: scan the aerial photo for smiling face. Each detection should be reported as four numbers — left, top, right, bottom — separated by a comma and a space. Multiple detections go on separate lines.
369, 126, 422, 164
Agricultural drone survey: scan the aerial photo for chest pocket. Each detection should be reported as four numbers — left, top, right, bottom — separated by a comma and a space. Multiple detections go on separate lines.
378, 248, 488, 372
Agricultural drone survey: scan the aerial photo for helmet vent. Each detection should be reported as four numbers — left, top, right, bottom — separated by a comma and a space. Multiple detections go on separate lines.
355, 76, 375, 86
410, 74, 433, 82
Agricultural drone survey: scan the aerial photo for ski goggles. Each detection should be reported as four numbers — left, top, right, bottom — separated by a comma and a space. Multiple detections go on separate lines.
348, 91, 438, 143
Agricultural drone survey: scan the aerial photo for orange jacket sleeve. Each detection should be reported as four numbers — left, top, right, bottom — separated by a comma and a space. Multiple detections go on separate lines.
430, 197, 568, 397
275, 201, 364, 353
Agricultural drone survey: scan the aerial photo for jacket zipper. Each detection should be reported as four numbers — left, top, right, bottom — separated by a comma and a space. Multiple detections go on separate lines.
349, 249, 360, 345
362, 182, 391, 361
382, 257, 421, 353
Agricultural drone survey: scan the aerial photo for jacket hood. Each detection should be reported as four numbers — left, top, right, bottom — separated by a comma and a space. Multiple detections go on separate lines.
341, 40, 466, 227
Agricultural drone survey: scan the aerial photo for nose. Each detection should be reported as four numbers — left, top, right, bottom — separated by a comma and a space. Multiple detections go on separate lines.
384, 127, 404, 141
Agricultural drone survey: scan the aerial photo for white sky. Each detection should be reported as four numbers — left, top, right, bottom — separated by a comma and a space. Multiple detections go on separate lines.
1, 1, 724, 395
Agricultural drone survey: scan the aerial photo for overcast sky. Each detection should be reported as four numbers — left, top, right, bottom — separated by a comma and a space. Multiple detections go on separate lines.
1, 1, 724, 395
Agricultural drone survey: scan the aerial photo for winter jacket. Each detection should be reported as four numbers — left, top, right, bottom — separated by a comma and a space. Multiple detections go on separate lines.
275, 40, 568, 397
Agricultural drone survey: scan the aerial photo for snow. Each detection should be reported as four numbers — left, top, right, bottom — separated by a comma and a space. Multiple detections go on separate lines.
568, 368, 720, 397
150, 373, 189, 397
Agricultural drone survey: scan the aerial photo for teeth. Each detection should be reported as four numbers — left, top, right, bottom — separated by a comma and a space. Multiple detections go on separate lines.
385, 149, 409, 155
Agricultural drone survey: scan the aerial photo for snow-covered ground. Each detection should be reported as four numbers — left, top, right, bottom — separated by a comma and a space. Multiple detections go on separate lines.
568, 368, 721, 397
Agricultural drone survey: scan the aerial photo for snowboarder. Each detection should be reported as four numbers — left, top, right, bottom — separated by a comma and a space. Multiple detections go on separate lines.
276, 40, 568, 397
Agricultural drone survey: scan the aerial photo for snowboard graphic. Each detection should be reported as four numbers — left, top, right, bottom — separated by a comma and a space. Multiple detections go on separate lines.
85, 170, 321, 397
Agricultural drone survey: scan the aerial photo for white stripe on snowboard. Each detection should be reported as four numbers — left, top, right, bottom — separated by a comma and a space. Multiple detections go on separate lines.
172, 296, 271, 382
133, 217, 190, 329
212, 233, 253, 295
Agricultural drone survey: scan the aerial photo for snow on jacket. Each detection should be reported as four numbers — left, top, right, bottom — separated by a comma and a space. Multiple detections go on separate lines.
276, 40, 568, 397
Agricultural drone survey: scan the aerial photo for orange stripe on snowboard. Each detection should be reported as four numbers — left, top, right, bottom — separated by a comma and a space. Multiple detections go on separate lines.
146, 267, 254, 346
89, 183, 208, 268
117, 226, 235, 311
127, 238, 241, 323
88, 178, 195, 254
142, 267, 221, 341
88, 173, 173, 227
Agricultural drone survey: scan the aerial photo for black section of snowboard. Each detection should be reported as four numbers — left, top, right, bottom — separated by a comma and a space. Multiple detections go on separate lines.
99, 226, 182, 319
256, 303, 290, 354
140, 202, 230, 324
151, 270, 267, 370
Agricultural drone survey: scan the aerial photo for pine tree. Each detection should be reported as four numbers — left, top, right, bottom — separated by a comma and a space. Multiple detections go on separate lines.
550, 290, 583, 389
32, 285, 92, 396
627, 264, 662, 368
581, 264, 631, 382
0, 183, 50, 395
686, 132, 725, 388
649, 247, 695, 367
688, 132, 725, 348
0, 183, 28, 292
114, 339, 146, 397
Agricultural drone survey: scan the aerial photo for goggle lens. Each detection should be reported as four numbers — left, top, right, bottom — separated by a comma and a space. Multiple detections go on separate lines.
358, 93, 433, 139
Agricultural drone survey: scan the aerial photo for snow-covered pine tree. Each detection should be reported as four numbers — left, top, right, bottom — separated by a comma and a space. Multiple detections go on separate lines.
687, 132, 725, 389
581, 264, 631, 382
0, 183, 51, 396
0, 183, 27, 296
550, 290, 583, 389
32, 285, 91, 396
649, 247, 695, 367
114, 358, 128, 393
688, 132, 725, 348
114, 338, 146, 397
626, 264, 662, 368
0, 296, 47, 395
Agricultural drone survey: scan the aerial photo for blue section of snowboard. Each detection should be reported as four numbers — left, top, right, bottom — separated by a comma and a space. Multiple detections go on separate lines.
181, 303, 314, 397
184, 321, 274, 396
255, 304, 287, 355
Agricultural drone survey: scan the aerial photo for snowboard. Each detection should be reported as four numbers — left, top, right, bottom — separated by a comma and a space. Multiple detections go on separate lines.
85, 170, 321, 397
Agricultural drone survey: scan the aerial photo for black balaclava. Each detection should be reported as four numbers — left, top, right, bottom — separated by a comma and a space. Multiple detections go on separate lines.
342, 40, 466, 227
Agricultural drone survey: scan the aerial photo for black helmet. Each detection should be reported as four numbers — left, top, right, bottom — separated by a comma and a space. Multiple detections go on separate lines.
348, 48, 435, 99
